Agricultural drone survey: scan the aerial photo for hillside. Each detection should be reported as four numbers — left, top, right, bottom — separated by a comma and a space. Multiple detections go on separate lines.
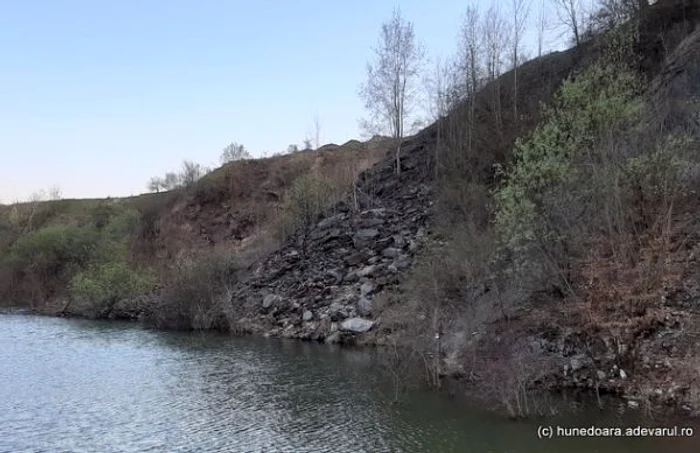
2, 0, 700, 418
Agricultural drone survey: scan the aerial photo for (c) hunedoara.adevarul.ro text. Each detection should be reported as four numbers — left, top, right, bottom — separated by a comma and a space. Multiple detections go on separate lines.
537, 425, 694, 439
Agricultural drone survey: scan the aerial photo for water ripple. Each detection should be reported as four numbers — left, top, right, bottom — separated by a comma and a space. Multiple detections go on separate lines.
1, 314, 699, 453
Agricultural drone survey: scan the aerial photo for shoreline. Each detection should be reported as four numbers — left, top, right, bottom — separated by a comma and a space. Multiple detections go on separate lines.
3, 301, 697, 422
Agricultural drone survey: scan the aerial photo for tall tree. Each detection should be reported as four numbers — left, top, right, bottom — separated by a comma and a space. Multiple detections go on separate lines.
360, 7, 424, 176
511, 0, 531, 121
220, 142, 251, 164
552, 0, 587, 46
458, 6, 483, 99
457, 5, 483, 156
482, 5, 511, 132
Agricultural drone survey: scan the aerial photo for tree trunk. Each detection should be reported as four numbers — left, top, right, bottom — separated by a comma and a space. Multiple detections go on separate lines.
396, 141, 402, 176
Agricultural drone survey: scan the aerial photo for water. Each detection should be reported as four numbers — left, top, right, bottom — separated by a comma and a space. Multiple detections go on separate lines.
1, 314, 699, 453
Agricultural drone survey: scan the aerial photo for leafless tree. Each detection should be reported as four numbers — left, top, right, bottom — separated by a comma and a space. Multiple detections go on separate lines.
552, 0, 587, 46
482, 5, 511, 131
47, 185, 62, 201
302, 139, 313, 151
453, 5, 484, 156
179, 160, 205, 188
511, 0, 531, 121
359, 7, 425, 176
287, 144, 299, 154
220, 142, 251, 164
162, 172, 179, 190
147, 177, 163, 193
458, 6, 483, 99
425, 57, 456, 178
590, 0, 648, 32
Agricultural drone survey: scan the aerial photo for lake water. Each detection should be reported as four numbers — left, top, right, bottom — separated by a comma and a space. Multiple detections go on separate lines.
1, 313, 698, 452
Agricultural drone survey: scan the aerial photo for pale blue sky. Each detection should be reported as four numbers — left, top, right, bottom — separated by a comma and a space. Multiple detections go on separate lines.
0, 0, 564, 201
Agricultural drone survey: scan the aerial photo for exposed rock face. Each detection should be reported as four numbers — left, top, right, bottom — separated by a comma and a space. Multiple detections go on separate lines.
231, 138, 434, 343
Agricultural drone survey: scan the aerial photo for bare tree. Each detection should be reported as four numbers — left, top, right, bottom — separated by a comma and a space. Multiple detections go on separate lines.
482, 5, 511, 132
302, 139, 313, 151
552, 0, 587, 46
590, 0, 648, 32
459, 6, 483, 99
48, 185, 62, 201
287, 144, 299, 154
162, 172, 180, 190
220, 142, 251, 164
359, 7, 425, 176
511, 0, 531, 121
425, 57, 456, 178
147, 177, 163, 193
179, 160, 205, 188
454, 5, 484, 157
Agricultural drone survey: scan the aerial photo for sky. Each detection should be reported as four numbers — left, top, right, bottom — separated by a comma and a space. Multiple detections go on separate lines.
0, 0, 566, 202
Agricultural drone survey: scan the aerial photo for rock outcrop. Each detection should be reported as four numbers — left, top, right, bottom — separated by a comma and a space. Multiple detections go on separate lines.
231, 138, 435, 343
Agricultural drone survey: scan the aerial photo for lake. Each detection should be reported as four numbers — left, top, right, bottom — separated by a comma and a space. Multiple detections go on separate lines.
1, 313, 698, 452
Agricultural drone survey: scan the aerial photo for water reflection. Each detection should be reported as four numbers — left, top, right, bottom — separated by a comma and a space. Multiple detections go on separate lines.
1, 313, 699, 452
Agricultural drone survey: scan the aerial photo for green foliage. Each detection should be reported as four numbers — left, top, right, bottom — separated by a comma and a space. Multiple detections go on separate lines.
69, 261, 156, 311
494, 63, 643, 248
9, 225, 101, 279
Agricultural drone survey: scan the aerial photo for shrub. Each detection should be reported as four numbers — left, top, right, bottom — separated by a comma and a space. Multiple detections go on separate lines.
143, 248, 238, 330
69, 261, 157, 318
494, 63, 643, 251
278, 174, 332, 257
0, 225, 100, 301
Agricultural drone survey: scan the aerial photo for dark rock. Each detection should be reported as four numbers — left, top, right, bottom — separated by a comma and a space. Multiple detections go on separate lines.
357, 297, 373, 316
382, 247, 401, 259
346, 251, 370, 266
357, 265, 377, 278
317, 213, 345, 230
262, 294, 283, 309
392, 235, 406, 248
355, 228, 379, 239
324, 269, 344, 284
393, 256, 411, 270
360, 282, 376, 296
342, 271, 359, 283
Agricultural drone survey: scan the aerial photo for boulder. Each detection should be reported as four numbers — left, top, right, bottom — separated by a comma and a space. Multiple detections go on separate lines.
360, 282, 376, 296
340, 317, 375, 333
302, 310, 314, 322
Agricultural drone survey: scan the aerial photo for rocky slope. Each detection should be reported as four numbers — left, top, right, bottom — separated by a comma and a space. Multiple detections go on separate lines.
230, 137, 435, 344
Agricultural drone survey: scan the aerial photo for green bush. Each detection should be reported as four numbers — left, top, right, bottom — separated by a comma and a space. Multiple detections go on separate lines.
70, 261, 157, 318
494, 63, 642, 249
10, 225, 100, 279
